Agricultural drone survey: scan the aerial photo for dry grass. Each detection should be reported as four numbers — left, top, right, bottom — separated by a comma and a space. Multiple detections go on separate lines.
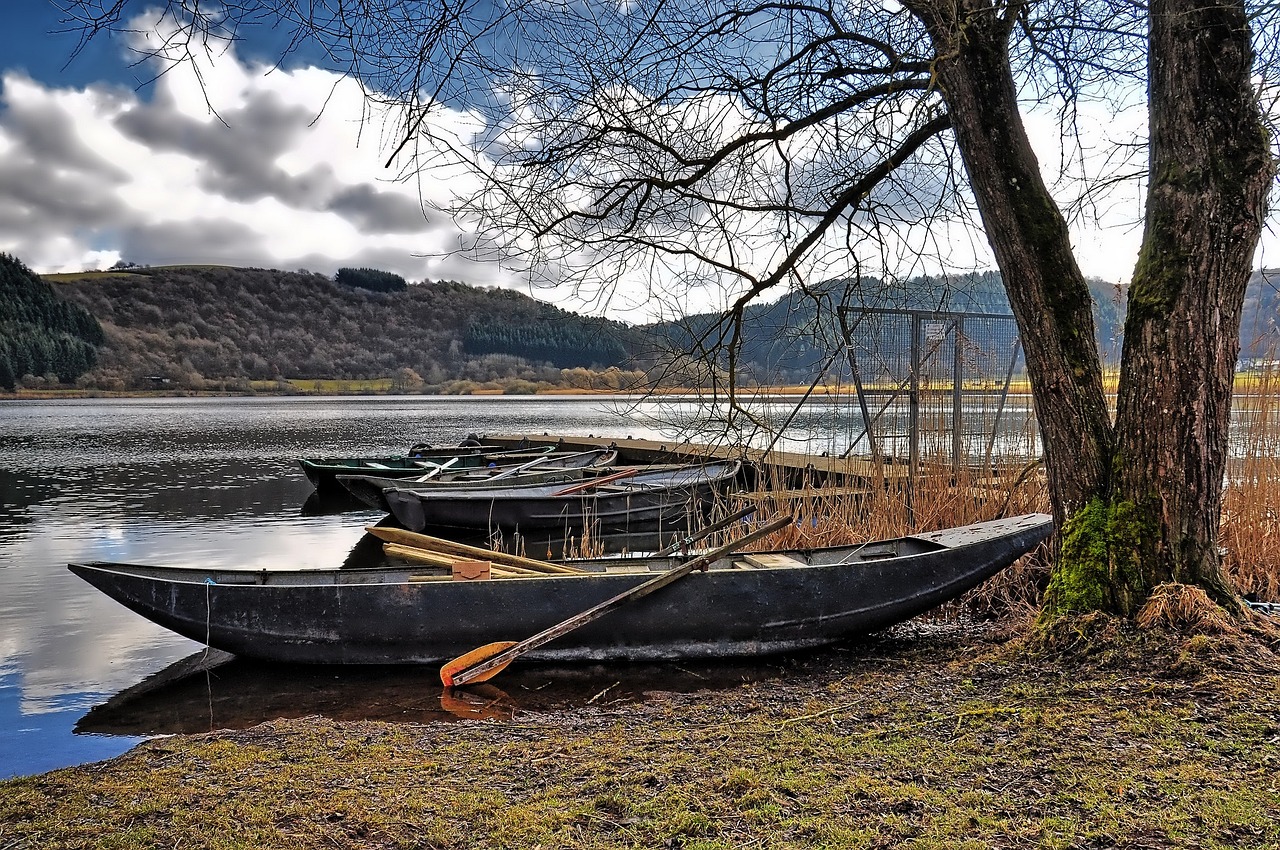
1221, 359, 1280, 602
720, 358, 1280, 611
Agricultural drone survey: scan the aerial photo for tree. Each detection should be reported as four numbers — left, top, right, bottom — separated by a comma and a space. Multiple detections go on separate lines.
64, 0, 1276, 621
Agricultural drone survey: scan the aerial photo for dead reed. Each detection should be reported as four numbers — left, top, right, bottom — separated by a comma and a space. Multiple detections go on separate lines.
1220, 355, 1280, 602
727, 361, 1280, 610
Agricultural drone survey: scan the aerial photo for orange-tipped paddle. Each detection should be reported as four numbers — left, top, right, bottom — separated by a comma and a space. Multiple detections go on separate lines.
439, 514, 794, 687
441, 641, 518, 686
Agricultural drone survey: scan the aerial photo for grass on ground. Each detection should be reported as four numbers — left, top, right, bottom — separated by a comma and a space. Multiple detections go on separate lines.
3, 618, 1278, 850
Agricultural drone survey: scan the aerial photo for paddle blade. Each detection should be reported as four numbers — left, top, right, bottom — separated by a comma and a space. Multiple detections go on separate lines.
440, 641, 517, 687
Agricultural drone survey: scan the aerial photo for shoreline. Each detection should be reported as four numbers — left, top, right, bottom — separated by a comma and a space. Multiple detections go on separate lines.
3, 619, 1277, 848
1, 384, 1037, 402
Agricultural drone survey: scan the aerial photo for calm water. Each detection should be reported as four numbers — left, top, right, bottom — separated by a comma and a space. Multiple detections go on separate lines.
2, 394, 877, 780
0, 393, 1050, 780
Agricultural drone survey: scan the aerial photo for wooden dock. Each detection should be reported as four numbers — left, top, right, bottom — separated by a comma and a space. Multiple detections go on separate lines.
483, 433, 910, 487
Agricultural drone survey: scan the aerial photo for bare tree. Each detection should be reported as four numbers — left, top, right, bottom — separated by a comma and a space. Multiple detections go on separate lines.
59, 0, 1277, 619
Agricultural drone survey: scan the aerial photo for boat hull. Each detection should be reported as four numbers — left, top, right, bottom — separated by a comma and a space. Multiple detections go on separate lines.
382, 461, 740, 532
68, 514, 1052, 666
337, 449, 617, 513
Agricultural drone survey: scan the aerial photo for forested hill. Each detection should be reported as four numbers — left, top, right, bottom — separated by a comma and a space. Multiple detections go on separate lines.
650, 271, 1278, 385
48, 265, 648, 392
0, 254, 103, 391
647, 273, 1127, 385
19, 262, 1279, 393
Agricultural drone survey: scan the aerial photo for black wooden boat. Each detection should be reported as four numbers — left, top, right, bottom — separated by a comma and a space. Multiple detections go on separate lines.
382, 460, 742, 532
67, 513, 1051, 666
299, 444, 552, 493
336, 448, 619, 513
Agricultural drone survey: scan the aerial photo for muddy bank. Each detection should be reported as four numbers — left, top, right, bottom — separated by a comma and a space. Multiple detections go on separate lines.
3, 621, 1278, 849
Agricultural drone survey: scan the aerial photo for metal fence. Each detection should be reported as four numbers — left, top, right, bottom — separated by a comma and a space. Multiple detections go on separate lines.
840, 307, 1035, 514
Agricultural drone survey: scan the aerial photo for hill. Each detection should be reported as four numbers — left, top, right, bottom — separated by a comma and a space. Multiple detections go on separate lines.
649, 270, 1278, 386
0, 254, 104, 391
47, 265, 649, 392
15, 262, 1278, 394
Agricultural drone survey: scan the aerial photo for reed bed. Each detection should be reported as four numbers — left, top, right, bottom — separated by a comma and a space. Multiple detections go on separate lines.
1221, 357, 1280, 602
715, 362, 1280, 611
474, 361, 1278, 611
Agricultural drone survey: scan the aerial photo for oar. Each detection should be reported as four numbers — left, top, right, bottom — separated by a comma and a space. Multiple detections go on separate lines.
489, 448, 606, 482
382, 543, 541, 576
484, 454, 565, 482
440, 514, 794, 687
412, 456, 459, 482
365, 526, 588, 575
656, 505, 758, 556
551, 467, 639, 497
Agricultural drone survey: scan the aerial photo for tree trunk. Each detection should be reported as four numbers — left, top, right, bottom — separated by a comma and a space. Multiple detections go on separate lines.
903, 0, 1115, 525
1111, 0, 1273, 609
906, 0, 1272, 618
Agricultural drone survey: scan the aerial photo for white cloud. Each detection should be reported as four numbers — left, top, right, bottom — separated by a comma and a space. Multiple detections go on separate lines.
0, 21, 515, 289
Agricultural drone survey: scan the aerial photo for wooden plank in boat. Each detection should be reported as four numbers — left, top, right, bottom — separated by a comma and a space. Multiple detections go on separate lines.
741, 553, 806, 568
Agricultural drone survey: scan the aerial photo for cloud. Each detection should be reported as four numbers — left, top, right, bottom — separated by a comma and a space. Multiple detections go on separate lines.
326, 184, 432, 234
0, 28, 507, 286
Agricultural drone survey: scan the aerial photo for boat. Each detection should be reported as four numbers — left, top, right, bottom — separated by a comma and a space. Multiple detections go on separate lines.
382, 460, 742, 533
298, 443, 555, 493
67, 513, 1052, 666
336, 448, 619, 513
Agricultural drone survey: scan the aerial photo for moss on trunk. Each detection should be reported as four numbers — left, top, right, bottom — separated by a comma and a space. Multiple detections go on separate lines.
1041, 498, 1154, 619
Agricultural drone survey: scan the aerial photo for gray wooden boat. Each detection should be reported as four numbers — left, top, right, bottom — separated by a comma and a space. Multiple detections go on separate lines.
383, 460, 742, 533
337, 448, 618, 513
299, 444, 557, 493
67, 513, 1051, 666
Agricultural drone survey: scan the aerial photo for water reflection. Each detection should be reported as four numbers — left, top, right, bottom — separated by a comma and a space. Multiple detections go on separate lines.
75, 650, 790, 738
0, 396, 726, 779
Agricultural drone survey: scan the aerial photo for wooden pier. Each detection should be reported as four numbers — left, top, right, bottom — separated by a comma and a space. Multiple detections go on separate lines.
482, 433, 909, 488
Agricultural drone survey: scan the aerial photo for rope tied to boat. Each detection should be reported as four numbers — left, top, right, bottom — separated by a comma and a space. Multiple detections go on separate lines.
203, 578, 215, 659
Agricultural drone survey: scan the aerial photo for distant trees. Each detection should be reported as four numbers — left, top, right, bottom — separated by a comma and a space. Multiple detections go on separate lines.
52, 264, 648, 389
335, 267, 408, 293
0, 254, 103, 390
463, 316, 632, 368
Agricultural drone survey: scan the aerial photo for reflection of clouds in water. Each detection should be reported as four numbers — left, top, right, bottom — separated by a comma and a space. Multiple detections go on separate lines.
3, 516, 368, 715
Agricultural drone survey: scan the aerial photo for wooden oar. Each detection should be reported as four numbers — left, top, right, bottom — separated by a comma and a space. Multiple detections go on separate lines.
365, 526, 588, 575
412, 456, 460, 481
551, 467, 639, 497
484, 453, 566, 482
382, 543, 540, 576
440, 514, 794, 687
656, 505, 758, 556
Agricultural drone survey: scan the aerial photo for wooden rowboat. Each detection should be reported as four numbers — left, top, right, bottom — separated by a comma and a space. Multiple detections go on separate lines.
336, 448, 618, 513
382, 460, 742, 533
67, 513, 1051, 666
298, 443, 560, 493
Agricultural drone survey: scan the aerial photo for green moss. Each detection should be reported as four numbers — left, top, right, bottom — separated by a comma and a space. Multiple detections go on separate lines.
1041, 498, 1154, 619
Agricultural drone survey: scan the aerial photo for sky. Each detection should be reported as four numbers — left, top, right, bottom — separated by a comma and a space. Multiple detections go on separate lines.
0, 3, 1274, 320
0, 3, 519, 291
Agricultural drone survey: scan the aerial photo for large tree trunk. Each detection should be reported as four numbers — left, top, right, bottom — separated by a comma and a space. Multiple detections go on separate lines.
1111, 0, 1272, 609
903, 0, 1114, 522
906, 0, 1272, 618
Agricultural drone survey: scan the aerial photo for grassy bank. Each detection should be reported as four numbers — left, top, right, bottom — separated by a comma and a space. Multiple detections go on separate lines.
2, 621, 1278, 849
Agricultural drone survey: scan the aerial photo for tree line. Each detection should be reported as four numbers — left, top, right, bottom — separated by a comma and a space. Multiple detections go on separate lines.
9, 259, 1275, 393
0, 254, 103, 390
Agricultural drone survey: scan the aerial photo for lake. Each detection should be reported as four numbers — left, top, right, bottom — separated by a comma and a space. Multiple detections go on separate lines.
3, 394, 892, 780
